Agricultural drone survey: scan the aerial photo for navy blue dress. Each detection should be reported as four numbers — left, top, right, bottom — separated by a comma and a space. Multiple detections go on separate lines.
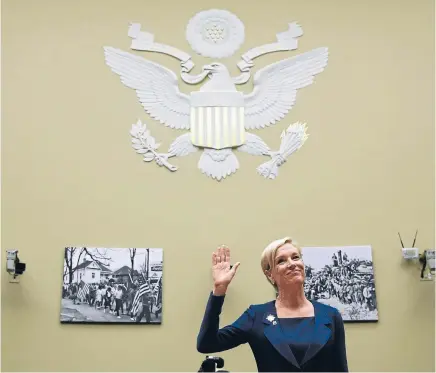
197, 293, 349, 372
278, 316, 315, 365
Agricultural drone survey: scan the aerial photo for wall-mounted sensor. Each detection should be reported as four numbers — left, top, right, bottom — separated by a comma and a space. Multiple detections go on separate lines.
399, 230, 419, 260
6, 250, 26, 282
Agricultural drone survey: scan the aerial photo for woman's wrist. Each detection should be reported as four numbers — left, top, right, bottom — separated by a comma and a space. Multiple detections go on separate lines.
212, 284, 228, 296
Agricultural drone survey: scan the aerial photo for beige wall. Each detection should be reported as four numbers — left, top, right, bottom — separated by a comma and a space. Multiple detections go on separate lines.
1, 0, 434, 371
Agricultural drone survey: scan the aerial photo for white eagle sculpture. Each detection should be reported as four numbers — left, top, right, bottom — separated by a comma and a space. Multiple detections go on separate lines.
104, 10, 329, 181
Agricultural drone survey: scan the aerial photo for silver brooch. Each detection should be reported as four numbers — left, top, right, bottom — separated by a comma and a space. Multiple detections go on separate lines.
266, 314, 277, 325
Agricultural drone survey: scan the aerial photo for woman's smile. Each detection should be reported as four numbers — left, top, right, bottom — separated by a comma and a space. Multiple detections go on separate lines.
286, 269, 302, 275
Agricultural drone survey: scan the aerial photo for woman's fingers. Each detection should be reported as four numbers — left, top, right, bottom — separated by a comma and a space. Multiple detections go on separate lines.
213, 245, 232, 267
213, 246, 223, 264
224, 246, 230, 263
218, 245, 225, 263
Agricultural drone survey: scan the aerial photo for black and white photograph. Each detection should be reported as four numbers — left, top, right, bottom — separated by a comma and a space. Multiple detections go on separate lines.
302, 245, 378, 322
60, 247, 163, 324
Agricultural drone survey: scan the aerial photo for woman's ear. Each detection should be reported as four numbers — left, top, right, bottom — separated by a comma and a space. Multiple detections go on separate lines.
264, 270, 274, 284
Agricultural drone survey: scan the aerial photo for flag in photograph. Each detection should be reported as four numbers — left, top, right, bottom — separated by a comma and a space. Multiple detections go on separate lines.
130, 276, 151, 316
77, 280, 90, 299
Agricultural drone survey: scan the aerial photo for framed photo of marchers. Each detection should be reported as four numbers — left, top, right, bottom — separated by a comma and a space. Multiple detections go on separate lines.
301, 245, 379, 322
60, 247, 163, 324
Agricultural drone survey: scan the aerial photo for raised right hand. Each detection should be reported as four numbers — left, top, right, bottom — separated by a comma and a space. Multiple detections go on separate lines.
212, 245, 240, 295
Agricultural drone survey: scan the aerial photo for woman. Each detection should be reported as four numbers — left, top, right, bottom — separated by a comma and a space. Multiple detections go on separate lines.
103, 286, 112, 313
114, 285, 123, 318
197, 237, 349, 372
95, 285, 102, 309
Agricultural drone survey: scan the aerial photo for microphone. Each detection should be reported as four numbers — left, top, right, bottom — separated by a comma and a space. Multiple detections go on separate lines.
198, 356, 226, 372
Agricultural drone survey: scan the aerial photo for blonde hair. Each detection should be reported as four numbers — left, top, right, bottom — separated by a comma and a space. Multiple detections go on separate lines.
261, 237, 302, 291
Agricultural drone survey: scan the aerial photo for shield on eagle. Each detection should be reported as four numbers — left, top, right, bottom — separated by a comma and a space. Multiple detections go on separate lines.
190, 91, 245, 150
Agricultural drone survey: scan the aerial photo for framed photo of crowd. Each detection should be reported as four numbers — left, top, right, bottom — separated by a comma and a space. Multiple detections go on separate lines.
60, 247, 163, 324
301, 245, 378, 322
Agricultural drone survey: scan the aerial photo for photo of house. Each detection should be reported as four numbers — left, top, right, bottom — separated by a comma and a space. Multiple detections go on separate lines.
71, 260, 112, 284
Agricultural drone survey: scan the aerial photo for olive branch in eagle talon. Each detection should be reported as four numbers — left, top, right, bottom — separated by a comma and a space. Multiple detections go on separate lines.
130, 120, 178, 171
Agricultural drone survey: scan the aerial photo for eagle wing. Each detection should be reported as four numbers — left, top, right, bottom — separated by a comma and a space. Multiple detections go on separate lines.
244, 47, 328, 130
104, 47, 191, 130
